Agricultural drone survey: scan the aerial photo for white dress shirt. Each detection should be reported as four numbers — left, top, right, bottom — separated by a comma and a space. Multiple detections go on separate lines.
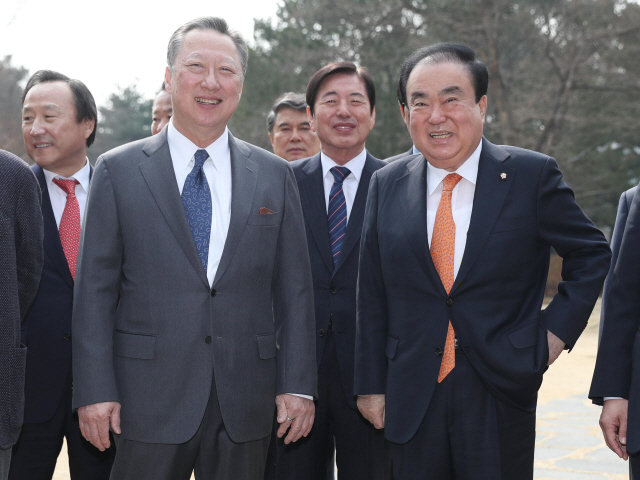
426, 141, 482, 280
168, 121, 232, 288
320, 148, 368, 220
43, 158, 91, 227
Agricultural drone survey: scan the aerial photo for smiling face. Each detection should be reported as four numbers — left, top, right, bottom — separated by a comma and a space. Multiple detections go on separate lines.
151, 90, 173, 135
403, 60, 486, 171
269, 107, 320, 161
309, 73, 375, 165
22, 81, 93, 177
165, 28, 244, 146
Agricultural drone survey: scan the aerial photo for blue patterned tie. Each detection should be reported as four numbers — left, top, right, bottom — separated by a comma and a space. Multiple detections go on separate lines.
328, 166, 351, 266
181, 149, 212, 272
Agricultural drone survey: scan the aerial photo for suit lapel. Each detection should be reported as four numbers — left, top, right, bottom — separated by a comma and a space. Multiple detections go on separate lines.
398, 155, 447, 295
332, 154, 377, 275
139, 129, 209, 287
451, 139, 514, 292
212, 134, 258, 287
298, 154, 334, 273
33, 165, 74, 288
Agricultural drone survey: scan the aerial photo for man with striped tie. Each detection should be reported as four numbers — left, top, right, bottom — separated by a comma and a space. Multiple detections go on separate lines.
354, 43, 610, 479
265, 62, 391, 480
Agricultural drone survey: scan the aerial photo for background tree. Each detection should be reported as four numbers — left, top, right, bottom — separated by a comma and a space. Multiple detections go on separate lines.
0, 56, 29, 159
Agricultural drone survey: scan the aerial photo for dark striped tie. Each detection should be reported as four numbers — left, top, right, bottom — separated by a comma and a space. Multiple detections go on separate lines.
328, 166, 351, 266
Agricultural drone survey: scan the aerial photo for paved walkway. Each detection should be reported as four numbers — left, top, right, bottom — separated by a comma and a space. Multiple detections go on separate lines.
52, 300, 628, 478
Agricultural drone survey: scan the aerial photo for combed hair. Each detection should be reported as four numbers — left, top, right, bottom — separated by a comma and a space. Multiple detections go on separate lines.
266, 92, 308, 133
306, 62, 376, 116
22, 70, 98, 148
397, 43, 489, 108
167, 17, 248, 77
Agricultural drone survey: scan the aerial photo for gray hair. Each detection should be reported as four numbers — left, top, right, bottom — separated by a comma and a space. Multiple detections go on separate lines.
167, 17, 249, 77
266, 92, 308, 133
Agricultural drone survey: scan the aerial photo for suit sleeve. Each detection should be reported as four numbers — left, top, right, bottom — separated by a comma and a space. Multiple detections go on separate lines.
536, 157, 611, 349
271, 164, 317, 398
15, 169, 44, 321
590, 183, 640, 404
354, 171, 389, 395
72, 158, 123, 409
598, 189, 632, 340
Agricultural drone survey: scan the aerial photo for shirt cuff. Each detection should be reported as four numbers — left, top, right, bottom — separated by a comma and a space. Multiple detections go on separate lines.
287, 393, 313, 400
604, 397, 624, 401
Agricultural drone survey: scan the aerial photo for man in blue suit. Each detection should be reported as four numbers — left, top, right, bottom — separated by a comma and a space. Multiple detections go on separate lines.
10, 70, 115, 480
266, 62, 391, 480
355, 43, 611, 479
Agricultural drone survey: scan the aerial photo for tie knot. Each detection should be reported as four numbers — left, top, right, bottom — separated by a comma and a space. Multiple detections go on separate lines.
194, 149, 209, 168
330, 166, 351, 184
53, 178, 79, 195
442, 173, 462, 192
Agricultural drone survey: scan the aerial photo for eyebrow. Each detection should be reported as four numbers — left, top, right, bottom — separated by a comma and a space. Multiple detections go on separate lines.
321, 91, 366, 100
22, 104, 62, 113
410, 85, 464, 103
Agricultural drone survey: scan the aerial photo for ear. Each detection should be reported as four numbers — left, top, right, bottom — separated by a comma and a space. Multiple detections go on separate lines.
307, 106, 316, 133
164, 67, 173, 94
268, 133, 275, 149
83, 118, 96, 140
478, 95, 487, 122
369, 106, 376, 131
400, 104, 410, 125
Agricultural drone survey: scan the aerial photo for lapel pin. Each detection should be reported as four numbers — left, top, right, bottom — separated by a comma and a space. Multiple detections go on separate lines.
500, 173, 507, 180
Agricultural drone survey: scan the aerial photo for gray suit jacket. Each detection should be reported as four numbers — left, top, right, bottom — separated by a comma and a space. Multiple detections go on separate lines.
72, 130, 316, 444
0, 150, 43, 448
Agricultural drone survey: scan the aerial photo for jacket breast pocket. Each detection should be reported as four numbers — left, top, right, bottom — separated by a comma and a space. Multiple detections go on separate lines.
114, 330, 156, 359
247, 213, 282, 227
256, 333, 277, 359
491, 215, 530, 234
385, 336, 399, 359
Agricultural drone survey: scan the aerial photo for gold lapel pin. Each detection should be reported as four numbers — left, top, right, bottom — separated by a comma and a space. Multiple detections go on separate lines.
500, 173, 507, 180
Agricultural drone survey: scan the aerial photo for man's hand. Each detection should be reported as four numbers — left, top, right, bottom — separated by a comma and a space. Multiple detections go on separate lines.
275, 394, 315, 444
600, 398, 629, 460
547, 330, 566, 365
357, 394, 385, 429
78, 401, 121, 451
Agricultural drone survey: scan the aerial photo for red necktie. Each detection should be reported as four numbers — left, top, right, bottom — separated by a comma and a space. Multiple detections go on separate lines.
53, 178, 81, 280
430, 173, 462, 383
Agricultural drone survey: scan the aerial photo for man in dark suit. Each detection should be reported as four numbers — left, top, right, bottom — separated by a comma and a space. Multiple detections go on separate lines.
0, 150, 43, 480
355, 43, 611, 479
9, 70, 116, 480
590, 186, 640, 477
265, 62, 391, 480
72, 17, 316, 480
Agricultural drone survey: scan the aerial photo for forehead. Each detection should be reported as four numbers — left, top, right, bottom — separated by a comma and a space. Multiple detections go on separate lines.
177, 29, 241, 64
153, 91, 172, 108
275, 107, 308, 124
23, 81, 75, 110
407, 60, 474, 95
317, 73, 368, 98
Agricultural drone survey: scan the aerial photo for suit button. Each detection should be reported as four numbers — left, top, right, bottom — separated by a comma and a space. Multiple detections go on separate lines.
318, 329, 325, 337
63, 333, 71, 341
205, 336, 212, 344
435, 347, 442, 355
210, 289, 217, 297
330, 287, 338, 294
446, 298, 454, 306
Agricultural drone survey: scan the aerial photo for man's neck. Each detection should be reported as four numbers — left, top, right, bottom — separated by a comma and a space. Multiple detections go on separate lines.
321, 145, 365, 166
44, 155, 87, 178
172, 118, 225, 148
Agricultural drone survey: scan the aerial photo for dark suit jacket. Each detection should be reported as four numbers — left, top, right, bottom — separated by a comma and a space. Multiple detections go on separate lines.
355, 138, 611, 444
597, 187, 636, 339
383, 148, 413, 164
0, 150, 43, 448
72, 130, 316, 445
590, 184, 640, 453
291, 152, 385, 409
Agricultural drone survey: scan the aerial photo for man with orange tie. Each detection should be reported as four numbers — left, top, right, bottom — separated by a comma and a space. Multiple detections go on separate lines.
9, 70, 115, 480
354, 43, 611, 479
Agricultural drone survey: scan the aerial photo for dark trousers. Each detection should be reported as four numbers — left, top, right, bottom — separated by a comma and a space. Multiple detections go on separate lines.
110, 377, 270, 480
9, 385, 115, 480
390, 350, 536, 480
631, 451, 640, 479
265, 330, 392, 480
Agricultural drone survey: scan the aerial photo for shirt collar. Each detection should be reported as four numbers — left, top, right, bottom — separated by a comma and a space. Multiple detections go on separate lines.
412, 144, 420, 155
167, 120, 230, 172
426, 140, 482, 195
320, 148, 368, 183
43, 157, 91, 192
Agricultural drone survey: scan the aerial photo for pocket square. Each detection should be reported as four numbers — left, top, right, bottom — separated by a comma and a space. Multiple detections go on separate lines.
259, 207, 275, 215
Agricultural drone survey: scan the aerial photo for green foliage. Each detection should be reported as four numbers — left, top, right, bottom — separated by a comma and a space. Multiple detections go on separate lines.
0, 56, 29, 160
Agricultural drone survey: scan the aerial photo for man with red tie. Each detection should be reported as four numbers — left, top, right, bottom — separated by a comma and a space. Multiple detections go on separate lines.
355, 43, 611, 478
9, 70, 115, 480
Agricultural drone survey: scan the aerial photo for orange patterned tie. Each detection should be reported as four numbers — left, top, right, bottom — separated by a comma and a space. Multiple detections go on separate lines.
431, 173, 462, 383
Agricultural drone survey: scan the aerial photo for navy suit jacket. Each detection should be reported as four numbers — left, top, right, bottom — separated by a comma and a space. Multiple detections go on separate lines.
355, 138, 611, 443
291, 152, 385, 409
590, 185, 640, 453
21, 164, 90, 423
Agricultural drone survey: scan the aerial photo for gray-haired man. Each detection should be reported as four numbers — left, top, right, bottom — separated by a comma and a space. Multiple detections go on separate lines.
267, 93, 320, 162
